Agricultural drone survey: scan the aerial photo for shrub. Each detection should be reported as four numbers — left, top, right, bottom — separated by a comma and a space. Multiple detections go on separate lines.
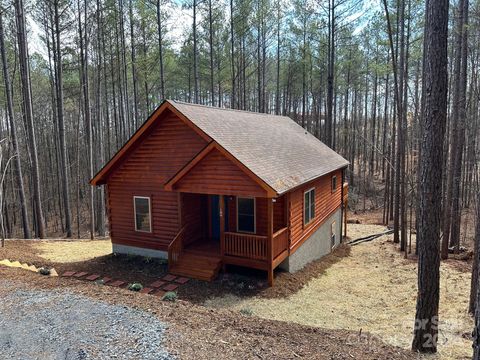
162, 291, 177, 302
38, 267, 51, 276
126, 254, 137, 261
240, 307, 253, 316
128, 282, 144, 292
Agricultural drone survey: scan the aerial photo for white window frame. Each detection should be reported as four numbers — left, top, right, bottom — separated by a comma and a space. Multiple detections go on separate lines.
133, 196, 152, 233
236, 197, 256, 234
331, 175, 337, 192
304, 187, 316, 226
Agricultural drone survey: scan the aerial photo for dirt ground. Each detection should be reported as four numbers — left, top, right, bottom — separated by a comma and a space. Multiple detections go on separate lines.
205, 224, 474, 360
0, 238, 351, 304
35, 239, 112, 262
0, 224, 474, 359
349, 206, 477, 252
0, 267, 413, 359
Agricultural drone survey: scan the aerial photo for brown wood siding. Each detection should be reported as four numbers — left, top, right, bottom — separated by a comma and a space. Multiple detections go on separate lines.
173, 148, 267, 197
107, 112, 207, 251
273, 195, 286, 232
289, 169, 343, 252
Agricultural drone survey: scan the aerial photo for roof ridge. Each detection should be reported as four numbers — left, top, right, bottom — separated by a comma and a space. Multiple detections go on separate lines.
169, 99, 291, 119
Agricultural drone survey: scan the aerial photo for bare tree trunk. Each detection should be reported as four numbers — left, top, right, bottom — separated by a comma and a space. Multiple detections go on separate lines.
156, 0, 165, 100
450, 0, 469, 252
275, 4, 281, 115
193, 0, 199, 104
230, 0, 236, 108
442, 0, 467, 258
382, 74, 389, 180
0, 10, 30, 239
96, 0, 106, 237
54, 0, 72, 238
401, 0, 412, 255
118, 0, 131, 135
208, 0, 215, 106
412, 0, 449, 352
301, 16, 306, 128
369, 63, 378, 176
326, 0, 335, 148
395, 0, 405, 248
473, 188, 480, 360
78, 0, 95, 240
382, 0, 402, 236
14, 0, 46, 238
129, 0, 139, 128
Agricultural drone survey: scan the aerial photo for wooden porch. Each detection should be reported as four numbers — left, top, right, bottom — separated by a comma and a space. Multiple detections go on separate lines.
168, 193, 289, 286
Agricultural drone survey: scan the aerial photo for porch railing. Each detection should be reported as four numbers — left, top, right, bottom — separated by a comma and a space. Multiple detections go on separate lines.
168, 226, 185, 268
224, 232, 268, 261
272, 227, 289, 259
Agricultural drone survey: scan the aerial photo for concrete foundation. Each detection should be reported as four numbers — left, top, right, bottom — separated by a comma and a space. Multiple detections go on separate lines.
112, 244, 168, 259
280, 208, 342, 273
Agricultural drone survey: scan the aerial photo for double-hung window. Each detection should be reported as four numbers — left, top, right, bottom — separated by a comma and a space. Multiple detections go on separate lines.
237, 197, 255, 233
331, 175, 337, 192
304, 188, 315, 225
134, 196, 152, 232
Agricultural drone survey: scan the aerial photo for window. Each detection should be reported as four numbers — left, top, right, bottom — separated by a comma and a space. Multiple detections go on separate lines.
331, 175, 337, 192
304, 188, 315, 225
134, 196, 151, 232
237, 197, 255, 233
331, 221, 336, 248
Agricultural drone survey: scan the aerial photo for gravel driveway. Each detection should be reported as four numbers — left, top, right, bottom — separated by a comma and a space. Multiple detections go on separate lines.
0, 283, 172, 360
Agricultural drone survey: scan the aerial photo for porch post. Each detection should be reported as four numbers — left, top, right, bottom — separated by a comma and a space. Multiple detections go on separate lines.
267, 198, 274, 286
219, 195, 225, 267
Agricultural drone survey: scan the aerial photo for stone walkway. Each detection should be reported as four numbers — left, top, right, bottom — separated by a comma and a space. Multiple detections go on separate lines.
0, 258, 190, 298
62, 270, 190, 297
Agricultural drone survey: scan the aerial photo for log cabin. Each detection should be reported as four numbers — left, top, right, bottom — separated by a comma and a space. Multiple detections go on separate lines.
90, 100, 349, 286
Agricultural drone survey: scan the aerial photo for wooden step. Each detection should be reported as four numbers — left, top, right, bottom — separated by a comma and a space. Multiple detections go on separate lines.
175, 260, 220, 270
170, 265, 219, 281
181, 252, 221, 263
169, 252, 222, 282
170, 268, 215, 281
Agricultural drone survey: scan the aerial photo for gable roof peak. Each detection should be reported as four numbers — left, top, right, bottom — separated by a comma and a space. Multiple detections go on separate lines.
91, 99, 349, 192
167, 99, 290, 119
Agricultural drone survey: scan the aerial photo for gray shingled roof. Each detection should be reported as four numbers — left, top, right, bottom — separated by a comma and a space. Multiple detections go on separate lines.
169, 100, 349, 195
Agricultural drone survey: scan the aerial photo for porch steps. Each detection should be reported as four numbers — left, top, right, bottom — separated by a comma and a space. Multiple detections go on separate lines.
169, 253, 222, 282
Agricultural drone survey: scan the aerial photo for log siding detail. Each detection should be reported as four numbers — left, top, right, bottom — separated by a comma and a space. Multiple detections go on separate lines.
288, 169, 343, 253
107, 113, 207, 251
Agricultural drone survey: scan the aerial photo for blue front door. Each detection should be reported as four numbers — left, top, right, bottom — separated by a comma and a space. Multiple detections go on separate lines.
210, 195, 228, 240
